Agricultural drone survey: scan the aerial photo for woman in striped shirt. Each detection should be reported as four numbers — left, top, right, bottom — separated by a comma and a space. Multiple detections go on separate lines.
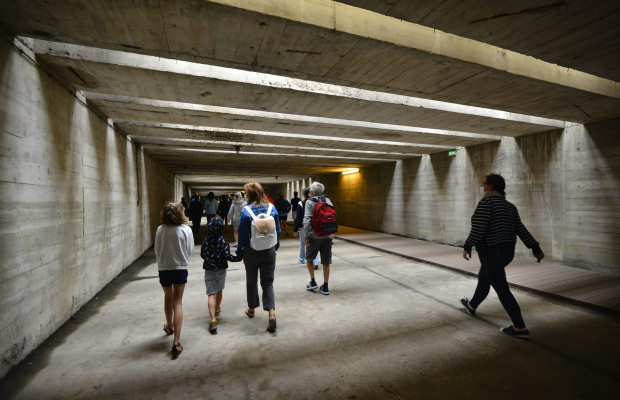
461, 174, 544, 336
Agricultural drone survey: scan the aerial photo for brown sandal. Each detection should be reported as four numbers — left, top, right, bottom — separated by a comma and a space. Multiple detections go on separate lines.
245, 309, 255, 318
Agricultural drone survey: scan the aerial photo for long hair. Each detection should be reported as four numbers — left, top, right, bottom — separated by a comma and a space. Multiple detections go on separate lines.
161, 202, 188, 225
244, 182, 268, 205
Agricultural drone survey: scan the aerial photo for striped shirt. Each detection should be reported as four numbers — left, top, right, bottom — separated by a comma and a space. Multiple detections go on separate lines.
464, 194, 539, 252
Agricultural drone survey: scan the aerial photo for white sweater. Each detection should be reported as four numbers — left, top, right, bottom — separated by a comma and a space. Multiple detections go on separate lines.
154, 224, 194, 271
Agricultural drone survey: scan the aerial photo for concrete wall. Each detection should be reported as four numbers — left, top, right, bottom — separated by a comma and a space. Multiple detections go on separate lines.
0, 37, 174, 377
310, 122, 619, 274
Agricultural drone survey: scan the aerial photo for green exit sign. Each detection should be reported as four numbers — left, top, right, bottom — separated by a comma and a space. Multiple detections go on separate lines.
448, 150, 456, 156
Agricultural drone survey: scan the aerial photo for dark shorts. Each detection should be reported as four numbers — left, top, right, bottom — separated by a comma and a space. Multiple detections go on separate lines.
306, 236, 332, 265
279, 214, 288, 221
159, 269, 188, 287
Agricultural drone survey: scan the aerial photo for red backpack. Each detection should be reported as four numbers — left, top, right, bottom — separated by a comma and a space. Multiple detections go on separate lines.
311, 196, 338, 236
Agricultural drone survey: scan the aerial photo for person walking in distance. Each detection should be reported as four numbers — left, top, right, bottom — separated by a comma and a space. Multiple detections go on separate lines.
303, 181, 337, 295
188, 195, 203, 240
227, 192, 247, 246
291, 191, 301, 221
204, 192, 218, 223
461, 173, 544, 336
274, 193, 292, 237
294, 188, 319, 267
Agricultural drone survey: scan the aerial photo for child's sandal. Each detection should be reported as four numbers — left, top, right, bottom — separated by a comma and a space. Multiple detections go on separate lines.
209, 319, 218, 334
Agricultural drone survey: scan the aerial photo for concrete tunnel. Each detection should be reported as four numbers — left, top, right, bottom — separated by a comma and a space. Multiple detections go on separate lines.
1, 0, 619, 398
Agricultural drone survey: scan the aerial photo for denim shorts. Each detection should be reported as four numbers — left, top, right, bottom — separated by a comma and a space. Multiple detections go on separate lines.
204, 269, 227, 295
159, 269, 188, 287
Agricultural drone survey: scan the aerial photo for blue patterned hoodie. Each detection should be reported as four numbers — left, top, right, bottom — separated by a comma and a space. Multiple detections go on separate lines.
201, 218, 241, 270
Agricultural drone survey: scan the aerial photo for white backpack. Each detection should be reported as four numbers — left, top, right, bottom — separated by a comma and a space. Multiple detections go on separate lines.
244, 204, 278, 250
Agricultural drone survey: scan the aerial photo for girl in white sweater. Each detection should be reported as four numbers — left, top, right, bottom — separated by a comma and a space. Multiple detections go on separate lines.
155, 202, 194, 356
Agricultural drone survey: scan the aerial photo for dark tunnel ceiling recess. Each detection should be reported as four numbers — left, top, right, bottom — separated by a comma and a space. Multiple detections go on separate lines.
0, 0, 618, 187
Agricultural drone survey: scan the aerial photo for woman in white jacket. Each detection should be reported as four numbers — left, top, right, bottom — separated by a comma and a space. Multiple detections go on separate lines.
227, 192, 247, 245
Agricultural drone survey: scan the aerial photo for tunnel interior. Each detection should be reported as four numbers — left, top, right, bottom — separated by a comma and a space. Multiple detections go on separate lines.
0, 0, 619, 396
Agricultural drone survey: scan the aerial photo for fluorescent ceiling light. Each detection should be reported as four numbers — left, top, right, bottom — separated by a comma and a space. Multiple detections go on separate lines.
342, 168, 359, 175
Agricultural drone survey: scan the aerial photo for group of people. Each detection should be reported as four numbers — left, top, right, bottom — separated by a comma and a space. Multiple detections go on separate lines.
182, 192, 236, 240
154, 181, 336, 355
155, 173, 545, 356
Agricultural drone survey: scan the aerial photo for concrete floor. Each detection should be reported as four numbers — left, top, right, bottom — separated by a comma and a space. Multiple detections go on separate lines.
1, 229, 620, 399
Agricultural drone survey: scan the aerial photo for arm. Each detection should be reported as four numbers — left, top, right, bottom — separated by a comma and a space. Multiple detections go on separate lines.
236, 209, 251, 257
227, 204, 234, 221
200, 239, 208, 260
154, 227, 162, 259
272, 205, 281, 250
302, 198, 314, 238
293, 201, 304, 232
186, 227, 195, 255
463, 200, 491, 258
514, 206, 544, 262
226, 240, 242, 263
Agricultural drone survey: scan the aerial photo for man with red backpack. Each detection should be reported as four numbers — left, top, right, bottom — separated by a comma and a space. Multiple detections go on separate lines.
303, 181, 338, 295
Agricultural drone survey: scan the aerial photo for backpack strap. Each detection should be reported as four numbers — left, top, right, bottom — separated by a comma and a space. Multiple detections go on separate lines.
244, 205, 257, 220
245, 204, 273, 220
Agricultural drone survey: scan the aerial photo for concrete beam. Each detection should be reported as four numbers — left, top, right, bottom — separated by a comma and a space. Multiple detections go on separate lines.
210, 0, 620, 99
35, 40, 565, 128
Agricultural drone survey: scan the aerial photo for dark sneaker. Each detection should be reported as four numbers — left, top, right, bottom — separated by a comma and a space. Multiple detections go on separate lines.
501, 326, 530, 336
307, 280, 318, 291
314, 264, 319, 270
319, 284, 330, 295
460, 298, 476, 315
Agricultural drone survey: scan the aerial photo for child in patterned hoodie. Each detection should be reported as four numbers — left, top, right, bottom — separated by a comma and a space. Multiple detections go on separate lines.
201, 217, 241, 334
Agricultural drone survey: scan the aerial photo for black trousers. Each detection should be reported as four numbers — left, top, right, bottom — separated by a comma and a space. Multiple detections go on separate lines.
243, 246, 276, 311
470, 242, 526, 328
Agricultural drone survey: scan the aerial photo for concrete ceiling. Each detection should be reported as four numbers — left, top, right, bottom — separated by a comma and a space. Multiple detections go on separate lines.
1, 0, 618, 190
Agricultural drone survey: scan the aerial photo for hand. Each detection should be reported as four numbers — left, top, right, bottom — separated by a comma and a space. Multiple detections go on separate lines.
534, 251, 545, 262
305, 238, 309, 247
462, 250, 471, 261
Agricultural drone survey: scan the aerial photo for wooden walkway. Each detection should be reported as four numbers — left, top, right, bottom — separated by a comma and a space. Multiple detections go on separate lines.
335, 226, 620, 314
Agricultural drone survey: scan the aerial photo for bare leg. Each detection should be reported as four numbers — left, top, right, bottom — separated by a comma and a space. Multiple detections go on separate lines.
306, 260, 315, 280
171, 283, 185, 346
162, 286, 174, 331
234, 228, 239, 243
208, 293, 217, 321
323, 265, 330, 284
281, 221, 289, 236
215, 290, 223, 312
